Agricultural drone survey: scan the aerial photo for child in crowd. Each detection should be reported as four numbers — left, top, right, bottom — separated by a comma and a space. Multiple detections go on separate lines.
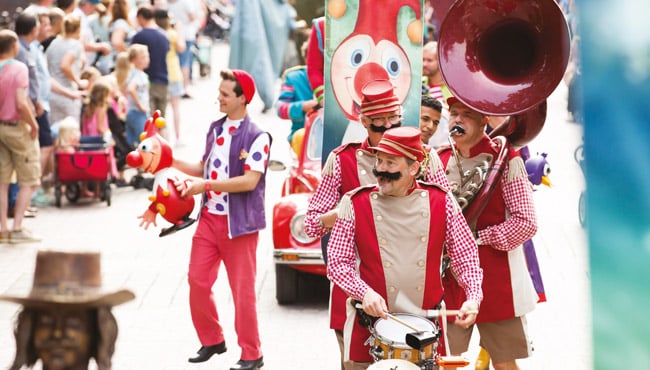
81, 79, 119, 181
77, 66, 102, 133
100, 74, 130, 186
114, 51, 130, 97
55, 116, 96, 198
82, 79, 111, 138
80, 67, 102, 94
124, 44, 150, 148
55, 117, 81, 153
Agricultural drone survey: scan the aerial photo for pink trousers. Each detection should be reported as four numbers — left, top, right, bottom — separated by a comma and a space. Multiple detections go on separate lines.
188, 210, 262, 360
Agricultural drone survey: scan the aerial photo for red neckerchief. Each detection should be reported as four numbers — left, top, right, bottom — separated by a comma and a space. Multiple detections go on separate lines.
468, 134, 498, 157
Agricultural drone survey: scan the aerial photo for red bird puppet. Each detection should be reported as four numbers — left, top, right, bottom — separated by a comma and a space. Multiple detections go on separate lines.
126, 111, 195, 237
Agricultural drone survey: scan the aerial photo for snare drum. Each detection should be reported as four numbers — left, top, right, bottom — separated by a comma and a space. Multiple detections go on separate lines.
368, 359, 421, 370
371, 313, 438, 363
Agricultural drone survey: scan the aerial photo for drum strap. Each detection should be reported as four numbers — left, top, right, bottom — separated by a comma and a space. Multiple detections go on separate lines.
352, 299, 375, 329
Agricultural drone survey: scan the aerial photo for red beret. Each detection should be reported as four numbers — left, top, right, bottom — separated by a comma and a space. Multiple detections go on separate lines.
447, 96, 486, 118
370, 126, 425, 162
231, 69, 256, 104
446, 96, 460, 108
360, 79, 400, 117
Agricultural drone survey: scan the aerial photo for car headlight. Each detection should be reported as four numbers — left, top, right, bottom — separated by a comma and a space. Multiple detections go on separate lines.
290, 211, 318, 245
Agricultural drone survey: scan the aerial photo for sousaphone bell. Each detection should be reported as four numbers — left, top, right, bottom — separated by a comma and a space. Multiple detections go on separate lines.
437, 0, 570, 226
438, 0, 570, 119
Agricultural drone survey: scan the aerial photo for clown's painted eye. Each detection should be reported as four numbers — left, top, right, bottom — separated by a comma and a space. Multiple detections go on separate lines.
350, 49, 365, 67
346, 38, 370, 68
381, 46, 404, 77
385, 57, 400, 77
139, 138, 153, 152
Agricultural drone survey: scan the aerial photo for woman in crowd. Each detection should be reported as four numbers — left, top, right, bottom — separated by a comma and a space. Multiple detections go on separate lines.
109, 0, 135, 54
46, 14, 87, 128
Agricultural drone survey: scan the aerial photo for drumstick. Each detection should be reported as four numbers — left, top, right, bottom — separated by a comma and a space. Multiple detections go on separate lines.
353, 303, 421, 332
425, 309, 479, 317
394, 292, 478, 317
385, 313, 421, 332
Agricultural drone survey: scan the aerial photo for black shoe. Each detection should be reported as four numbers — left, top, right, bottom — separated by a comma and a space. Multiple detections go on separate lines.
230, 356, 264, 370
188, 342, 227, 363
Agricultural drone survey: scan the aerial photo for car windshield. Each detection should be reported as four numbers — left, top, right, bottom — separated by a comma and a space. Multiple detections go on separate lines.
307, 113, 323, 161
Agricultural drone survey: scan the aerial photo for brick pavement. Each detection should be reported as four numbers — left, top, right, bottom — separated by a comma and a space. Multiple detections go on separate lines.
0, 42, 590, 370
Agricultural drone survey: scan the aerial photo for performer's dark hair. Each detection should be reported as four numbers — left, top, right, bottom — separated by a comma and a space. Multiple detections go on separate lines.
422, 95, 443, 113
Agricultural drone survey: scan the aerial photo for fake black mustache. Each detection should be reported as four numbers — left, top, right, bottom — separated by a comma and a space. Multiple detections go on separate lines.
372, 168, 403, 181
368, 121, 402, 133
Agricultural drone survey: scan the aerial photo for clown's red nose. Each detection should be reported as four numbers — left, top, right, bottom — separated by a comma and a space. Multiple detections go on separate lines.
126, 152, 143, 168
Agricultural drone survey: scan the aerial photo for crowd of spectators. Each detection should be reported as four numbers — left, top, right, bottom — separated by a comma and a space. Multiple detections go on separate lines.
0, 0, 229, 242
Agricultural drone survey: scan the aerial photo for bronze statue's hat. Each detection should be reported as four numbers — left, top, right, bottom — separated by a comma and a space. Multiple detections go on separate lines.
0, 250, 135, 307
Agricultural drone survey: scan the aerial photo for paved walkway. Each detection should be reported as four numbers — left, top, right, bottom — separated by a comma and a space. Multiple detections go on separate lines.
0, 41, 591, 369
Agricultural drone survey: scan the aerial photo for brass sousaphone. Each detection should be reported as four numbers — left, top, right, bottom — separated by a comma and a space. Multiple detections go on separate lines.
437, 0, 570, 227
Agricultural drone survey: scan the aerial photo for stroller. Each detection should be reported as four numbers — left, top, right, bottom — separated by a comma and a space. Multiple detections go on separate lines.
53, 136, 113, 207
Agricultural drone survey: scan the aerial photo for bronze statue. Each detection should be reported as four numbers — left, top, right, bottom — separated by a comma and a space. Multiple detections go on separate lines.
0, 251, 135, 370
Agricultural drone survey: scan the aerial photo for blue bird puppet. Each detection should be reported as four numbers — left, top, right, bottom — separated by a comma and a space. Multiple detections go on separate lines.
525, 152, 552, 187
522, 151, 552, 303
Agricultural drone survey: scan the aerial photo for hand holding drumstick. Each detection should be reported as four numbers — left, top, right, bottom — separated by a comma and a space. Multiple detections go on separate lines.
454, 300, 480, 329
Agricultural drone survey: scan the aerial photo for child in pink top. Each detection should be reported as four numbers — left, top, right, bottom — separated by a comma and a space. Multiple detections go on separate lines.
81, 79, 111, 137
81, 79, 119, 180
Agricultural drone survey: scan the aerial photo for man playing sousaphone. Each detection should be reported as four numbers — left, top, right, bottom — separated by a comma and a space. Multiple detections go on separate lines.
430, 0, 569, 367
439, 97, 539, 370
326, 126, 483, 370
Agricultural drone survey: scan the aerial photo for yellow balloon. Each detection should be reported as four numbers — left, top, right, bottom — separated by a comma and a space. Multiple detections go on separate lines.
155, 117, 166, 128
291, 128, 305, 156
407, 20, 423, 44
328, 0, 346, 18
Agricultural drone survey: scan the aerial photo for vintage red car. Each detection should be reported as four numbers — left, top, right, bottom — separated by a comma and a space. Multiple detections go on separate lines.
272, 109, 327, 304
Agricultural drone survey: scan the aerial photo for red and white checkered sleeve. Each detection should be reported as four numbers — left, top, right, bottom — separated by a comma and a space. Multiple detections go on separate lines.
326, 198, 370, 301
429, 165, 450, 191
304, 155, 343, 238
477, 163, 538, 251
444, 193, 484, 304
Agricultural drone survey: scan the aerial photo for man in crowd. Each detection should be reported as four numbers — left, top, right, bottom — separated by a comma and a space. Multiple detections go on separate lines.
132, 4, 169, 121
422, 41, 450, 147
0, 29, 41, 244
420, 94, 442, 145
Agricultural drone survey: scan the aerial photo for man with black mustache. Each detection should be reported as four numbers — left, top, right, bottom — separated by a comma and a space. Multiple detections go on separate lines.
304, 79, 448, 369
326, 126, 483, 368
